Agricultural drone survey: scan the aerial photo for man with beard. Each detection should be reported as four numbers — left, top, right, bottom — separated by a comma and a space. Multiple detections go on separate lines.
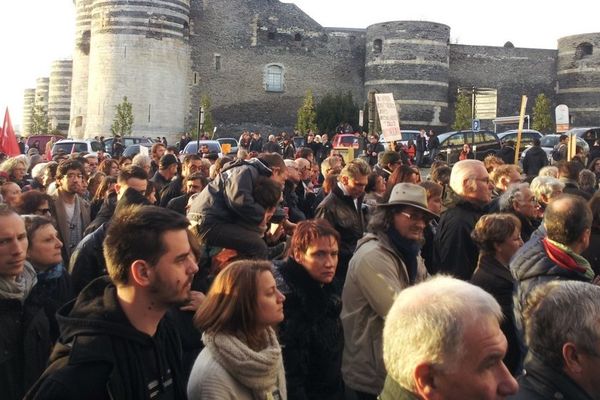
27, 205, 197, 399
49, 160, 90, 267
342, 183, 438, 399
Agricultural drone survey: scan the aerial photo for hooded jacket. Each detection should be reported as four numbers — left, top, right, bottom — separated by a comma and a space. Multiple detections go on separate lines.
188, 158, 274, 233
26, 277, 186, 400
522, 146, 548, 177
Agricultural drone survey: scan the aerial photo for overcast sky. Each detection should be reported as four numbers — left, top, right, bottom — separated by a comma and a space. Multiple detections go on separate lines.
2, 0, 598, 131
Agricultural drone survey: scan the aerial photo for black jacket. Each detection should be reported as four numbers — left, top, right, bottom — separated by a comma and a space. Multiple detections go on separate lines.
522, 146, 548, 177
69, 223, 108, 296
26, 277, 187, 400
581, 226, 600, 275
512, 352, 594, 400
274, 258, 344, 400
471, 254, 521, 375
263, 140, 282, 154
0, 292, 51, 400
432, 197, 485, 279
499, 145, 516, 164
315, 183, 365, 285
166, 193, 190, 215
84, 194, 116, 236
283, 181, 307, 223
159, 175, 184, 207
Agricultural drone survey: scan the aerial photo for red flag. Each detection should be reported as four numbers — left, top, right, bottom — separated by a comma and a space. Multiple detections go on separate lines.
1, 108, 20, 156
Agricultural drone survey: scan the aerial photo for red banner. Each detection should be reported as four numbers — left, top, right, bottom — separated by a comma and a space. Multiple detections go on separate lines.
1, 108, 21, 156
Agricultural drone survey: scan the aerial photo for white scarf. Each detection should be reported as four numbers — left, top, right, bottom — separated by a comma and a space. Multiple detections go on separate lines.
202, 328, 286, 400
0, 261, 37, 303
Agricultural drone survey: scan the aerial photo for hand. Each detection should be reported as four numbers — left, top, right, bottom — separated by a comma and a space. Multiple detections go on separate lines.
180, 291, 206, 312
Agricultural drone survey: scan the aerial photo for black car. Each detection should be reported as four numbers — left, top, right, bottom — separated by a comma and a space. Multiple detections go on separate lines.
564, 127, 600, 148
425, 130, 501, 164
104, 136, 154, 156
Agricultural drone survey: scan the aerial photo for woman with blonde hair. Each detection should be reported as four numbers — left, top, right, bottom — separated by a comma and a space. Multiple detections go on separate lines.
188, 260, 287, 399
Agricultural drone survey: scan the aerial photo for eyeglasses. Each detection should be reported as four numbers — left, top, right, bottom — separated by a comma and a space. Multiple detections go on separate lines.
400, 211, 433, 223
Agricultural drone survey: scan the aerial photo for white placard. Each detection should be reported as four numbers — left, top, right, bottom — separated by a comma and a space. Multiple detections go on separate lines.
139, 145, 149, 157
375, 93, 402, 142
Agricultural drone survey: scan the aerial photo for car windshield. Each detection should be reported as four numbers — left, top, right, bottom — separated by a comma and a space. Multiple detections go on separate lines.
184, 141, 221, 153
53, 143, 73, 154
540, 136, 559, 147
340, 136, 358, 145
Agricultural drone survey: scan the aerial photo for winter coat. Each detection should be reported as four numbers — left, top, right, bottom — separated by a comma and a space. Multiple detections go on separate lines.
511, 352, 594, 400
471, 254, 521, 375
560, 178, 592, 200
188, 158, 274, 233
263, 141, 282, 154
159, 175, 184, 207
249, 137, 264, 153
167, 193, 191, 215
499, 146, 516, 164
416, 135, 427, 152
84, 193, 116, 236
25, 277, 187, 400
315, 183, 365, 287
274, 258, 344, 400
581, 226, 600, 275
0, 293, 51, 400
283, 181, 306, 223
366, 142, 385, 166
522, 146, 548, 177
432, 197, 485, 279
69, 223, 108, 296
510, 235, 594, 369
341, 232, 427, 395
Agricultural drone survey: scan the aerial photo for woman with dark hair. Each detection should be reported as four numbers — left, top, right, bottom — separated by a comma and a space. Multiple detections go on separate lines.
22, 214, 72, 341
118, 156, 132, 170
89, 174, 114, 220
364, 172, 386, 206
383, 165, 419, 202
188, 260, 287, 399
274, 219, 344, 399
145, 180, 158, 205
470, 213, 523, 375
582, 192, 600, 275
98, 159, 119, 178
14, 191, 53, 217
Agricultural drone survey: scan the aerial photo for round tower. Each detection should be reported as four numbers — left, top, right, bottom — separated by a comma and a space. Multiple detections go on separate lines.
69, 0, 93, 139
48, 59, 73, 134
557, 33, 600, 126
22, 89, 36, 136
85, 0, 191, 140
365, 21, 450, 130
35, 77, 50, 111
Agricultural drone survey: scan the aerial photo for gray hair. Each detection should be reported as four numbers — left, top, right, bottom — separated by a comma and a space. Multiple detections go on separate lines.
530, 176, 564, 202
320, 156, 342, 177
0, 156, 28, 175
383, 276, 502, 392
578, 169, 596, 192
498, 182, 530, 212
131, 153, 151, 169
538, 165, 559, 178
449, 159, 485, 196
524, 280, 600, 367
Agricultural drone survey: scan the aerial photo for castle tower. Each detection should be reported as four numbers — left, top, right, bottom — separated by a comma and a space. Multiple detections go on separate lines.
48, 59, 73, 134
69, 0, 93, 139
557, 33, 600, 126
35, 77, 50, 111
365, 21, 450, 129
22, 89, 36, 136
85, 0, 191, 140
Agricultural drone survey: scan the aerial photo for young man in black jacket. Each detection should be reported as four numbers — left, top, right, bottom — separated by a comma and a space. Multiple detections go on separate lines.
27, 205, 198, 399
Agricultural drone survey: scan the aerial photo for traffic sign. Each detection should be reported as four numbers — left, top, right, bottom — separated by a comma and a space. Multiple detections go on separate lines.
472, 119, 480, 132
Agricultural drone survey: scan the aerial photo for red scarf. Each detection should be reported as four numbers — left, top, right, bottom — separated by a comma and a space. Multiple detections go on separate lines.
542, 238, 586, 273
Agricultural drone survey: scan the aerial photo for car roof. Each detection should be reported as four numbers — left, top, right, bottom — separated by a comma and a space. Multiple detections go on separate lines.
497, 129, 542, 137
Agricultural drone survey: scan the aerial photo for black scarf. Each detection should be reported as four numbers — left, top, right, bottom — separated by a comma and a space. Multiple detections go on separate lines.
386, 227, 420, 284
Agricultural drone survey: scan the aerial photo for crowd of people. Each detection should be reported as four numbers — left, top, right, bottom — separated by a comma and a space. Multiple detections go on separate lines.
1, 127, 600, 400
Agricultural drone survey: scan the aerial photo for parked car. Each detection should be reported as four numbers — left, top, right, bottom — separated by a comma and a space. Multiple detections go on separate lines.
181, 140, 223, 157
378, 130, 421, 147
122, 143, 153, 158
51, 139, 106, 158
564, 127, 600, 148
216, 137, 238, 155
104, 136, 154, 156
25, 134, 65, 158
332, 133, 360, 149
424, 130, 502, 164
521, 134, 589, 163
497, 129, 543, 147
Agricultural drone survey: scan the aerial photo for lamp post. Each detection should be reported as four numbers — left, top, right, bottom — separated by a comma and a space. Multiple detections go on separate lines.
196, 106, 204, 154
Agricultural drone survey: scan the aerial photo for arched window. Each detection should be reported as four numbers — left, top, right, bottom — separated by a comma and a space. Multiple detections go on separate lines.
575, 42, 593, 60
373, 39, 382, 54
265, 64, 284, 92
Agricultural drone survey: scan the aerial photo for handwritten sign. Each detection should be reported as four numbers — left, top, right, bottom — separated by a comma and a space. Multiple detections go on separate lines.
375, 93, 402, 142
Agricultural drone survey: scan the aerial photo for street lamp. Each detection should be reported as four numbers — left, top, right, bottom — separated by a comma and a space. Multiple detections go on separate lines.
196, 106, 204, 153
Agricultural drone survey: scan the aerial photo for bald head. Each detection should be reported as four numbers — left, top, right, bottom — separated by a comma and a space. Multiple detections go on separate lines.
544, 194, 592, 248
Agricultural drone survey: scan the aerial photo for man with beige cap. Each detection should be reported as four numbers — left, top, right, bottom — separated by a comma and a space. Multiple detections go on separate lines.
341, 183, 439, 399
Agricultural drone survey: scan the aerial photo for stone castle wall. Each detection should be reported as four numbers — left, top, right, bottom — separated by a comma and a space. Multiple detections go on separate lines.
39, 0, 600, 139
